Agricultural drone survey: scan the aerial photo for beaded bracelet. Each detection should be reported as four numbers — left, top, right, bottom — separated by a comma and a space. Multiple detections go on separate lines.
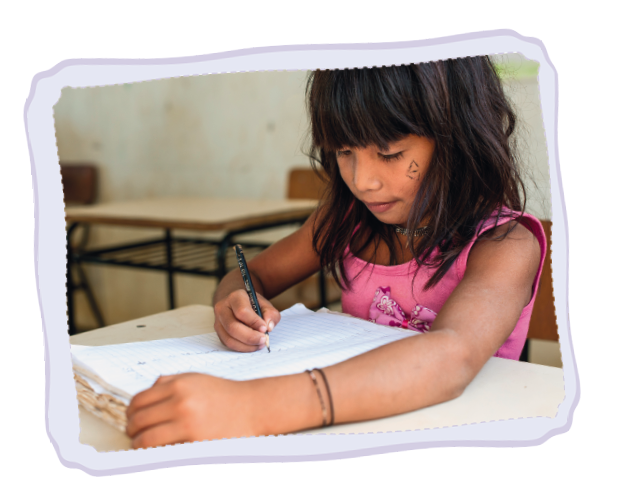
306, 369, 328, 427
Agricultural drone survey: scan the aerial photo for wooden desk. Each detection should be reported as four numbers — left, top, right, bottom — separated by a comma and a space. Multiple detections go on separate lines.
65, 197, 317, 334
71, 305, 566, 452
65, 197, 317, 232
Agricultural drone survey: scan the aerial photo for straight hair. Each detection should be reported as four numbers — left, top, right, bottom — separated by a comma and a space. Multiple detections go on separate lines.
306, 57, 526, 290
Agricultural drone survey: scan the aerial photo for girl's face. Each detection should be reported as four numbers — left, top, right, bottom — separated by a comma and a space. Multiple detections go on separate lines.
336, 134, 435, 226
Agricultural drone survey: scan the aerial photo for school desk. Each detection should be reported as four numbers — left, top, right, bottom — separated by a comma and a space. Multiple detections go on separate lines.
65, 197, 317, 334
70, 305, 566, 452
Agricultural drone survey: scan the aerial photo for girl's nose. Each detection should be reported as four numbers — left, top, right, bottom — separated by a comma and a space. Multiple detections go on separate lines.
352, 152, 382, 193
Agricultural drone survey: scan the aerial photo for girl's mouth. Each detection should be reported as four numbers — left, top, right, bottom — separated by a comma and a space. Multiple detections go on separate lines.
364, 201, 396, 213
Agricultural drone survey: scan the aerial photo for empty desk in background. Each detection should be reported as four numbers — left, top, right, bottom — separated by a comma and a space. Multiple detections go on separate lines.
65, 197, 317, 335
70, 305, 566, 452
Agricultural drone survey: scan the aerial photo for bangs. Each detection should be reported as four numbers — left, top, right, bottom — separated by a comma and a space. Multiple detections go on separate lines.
309, 57, 526, 292
307, 67, 430, 152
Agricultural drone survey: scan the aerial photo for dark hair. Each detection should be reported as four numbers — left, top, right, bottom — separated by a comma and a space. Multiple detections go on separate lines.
306, 56, 526, 290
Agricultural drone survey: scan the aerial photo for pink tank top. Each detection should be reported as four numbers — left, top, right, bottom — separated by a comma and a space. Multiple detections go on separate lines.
341, 212, 547, 360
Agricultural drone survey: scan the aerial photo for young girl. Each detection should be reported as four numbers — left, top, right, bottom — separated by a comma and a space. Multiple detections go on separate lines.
126, 57, 546, 448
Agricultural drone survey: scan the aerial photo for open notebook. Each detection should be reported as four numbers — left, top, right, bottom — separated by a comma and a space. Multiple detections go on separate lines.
72, 304, 420, 431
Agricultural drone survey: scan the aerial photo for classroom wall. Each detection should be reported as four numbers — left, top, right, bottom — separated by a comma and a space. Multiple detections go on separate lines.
55, 71, 311, 202
54, 58, 551, 330
501, 70, 552, 219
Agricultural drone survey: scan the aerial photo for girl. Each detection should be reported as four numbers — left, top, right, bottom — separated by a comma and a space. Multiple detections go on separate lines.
126, 57, 546, 448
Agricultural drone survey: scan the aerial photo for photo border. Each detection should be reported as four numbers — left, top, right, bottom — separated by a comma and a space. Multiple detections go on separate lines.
25, 28, 577, 475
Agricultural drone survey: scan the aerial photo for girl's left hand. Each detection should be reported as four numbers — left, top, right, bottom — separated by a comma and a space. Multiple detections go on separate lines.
125, 373, 258, 449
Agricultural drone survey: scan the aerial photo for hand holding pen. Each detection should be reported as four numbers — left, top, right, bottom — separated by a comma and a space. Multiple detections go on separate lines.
234, 244, 271, 352
212, 245, 280, 352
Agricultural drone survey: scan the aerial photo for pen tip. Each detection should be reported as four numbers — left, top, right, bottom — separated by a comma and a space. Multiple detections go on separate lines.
268, 347, 271, 353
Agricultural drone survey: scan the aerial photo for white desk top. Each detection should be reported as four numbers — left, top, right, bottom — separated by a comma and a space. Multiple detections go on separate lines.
71, 305, 565, 452
65, 197, 317, 231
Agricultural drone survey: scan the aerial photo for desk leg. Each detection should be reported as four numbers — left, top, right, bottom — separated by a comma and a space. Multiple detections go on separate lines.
216, 233, 233, 282
74, 261, 105, 328
66, 223, 78, 335
165, 229, 176, 309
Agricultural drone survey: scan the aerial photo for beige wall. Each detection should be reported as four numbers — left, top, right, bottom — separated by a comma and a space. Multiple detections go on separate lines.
502, 73, 552, 220
55, 62, 551, 330
55, 71, 311, 202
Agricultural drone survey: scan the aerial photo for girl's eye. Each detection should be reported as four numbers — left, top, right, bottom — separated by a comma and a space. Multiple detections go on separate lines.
336, 150, 351, 158
381, 152, 404, 162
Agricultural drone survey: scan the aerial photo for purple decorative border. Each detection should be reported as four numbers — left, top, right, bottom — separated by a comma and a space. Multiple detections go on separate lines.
25, 29, 577, 476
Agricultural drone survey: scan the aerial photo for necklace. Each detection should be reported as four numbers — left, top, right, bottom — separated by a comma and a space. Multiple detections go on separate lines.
393, 225, 430, 237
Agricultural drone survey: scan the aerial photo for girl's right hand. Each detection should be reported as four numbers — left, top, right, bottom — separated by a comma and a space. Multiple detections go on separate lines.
213, 289, 281, 352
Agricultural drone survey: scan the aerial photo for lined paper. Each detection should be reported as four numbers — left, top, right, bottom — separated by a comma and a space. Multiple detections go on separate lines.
71, 304, 419, 401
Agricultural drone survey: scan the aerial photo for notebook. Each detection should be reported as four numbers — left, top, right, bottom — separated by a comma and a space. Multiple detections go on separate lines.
72, 304, 420, 431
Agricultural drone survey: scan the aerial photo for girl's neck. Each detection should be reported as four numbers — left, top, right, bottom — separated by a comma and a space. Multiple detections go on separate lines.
352, 223, 421, 267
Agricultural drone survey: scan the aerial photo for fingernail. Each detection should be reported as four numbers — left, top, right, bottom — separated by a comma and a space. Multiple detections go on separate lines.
268, 321, 274, 332
260, 336, 266, 344
259, 325, 267, 333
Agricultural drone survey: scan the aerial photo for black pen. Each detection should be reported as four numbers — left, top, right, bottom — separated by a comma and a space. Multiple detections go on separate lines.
234, 244, 270, 352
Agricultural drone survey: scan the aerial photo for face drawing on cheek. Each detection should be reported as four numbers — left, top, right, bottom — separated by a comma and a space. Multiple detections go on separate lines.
406, 160, 420, 180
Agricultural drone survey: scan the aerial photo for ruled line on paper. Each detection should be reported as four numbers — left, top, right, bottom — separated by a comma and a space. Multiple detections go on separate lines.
71, 304, 420, 398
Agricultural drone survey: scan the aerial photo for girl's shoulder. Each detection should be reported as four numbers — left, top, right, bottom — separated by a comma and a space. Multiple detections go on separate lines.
456, 210, 547, 285
476, 209, 545, 239
478, 211, 546, 263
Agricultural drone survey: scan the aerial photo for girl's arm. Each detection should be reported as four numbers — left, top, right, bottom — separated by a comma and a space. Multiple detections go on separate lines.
126, 222, 540, 447
307, 221, 542, 425
212, 211, 323, 352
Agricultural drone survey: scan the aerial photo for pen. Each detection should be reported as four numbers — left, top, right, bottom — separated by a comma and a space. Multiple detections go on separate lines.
234, 244, 270, 352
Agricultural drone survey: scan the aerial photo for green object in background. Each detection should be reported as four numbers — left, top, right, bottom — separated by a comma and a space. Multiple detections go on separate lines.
493, 55, 540, 80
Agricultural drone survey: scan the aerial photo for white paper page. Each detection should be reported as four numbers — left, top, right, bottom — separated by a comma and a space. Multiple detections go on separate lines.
71, 304, 419, 399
